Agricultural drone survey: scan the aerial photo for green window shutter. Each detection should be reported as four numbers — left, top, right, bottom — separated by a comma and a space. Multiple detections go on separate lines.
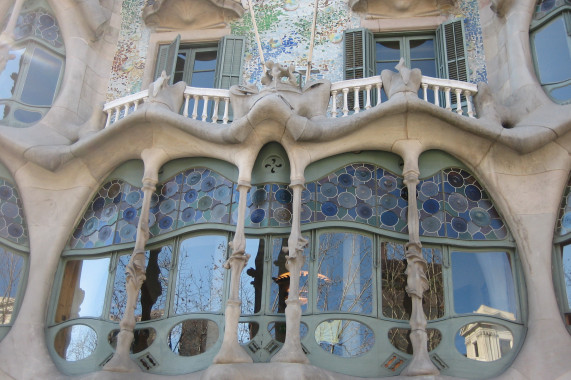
215, 35, 245, 89
344, 28, 375, 80
436, 19, 468, 81
154, 34, 181, 84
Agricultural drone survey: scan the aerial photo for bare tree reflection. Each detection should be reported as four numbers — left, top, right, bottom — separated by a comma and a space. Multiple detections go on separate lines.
0, 248, 23, 324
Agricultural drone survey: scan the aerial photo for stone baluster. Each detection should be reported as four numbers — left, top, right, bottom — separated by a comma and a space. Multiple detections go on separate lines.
103, 152, 162, 372
376, 82, 382, 105
192, 95, 199, 119
444, 87, 452, 111
455, 88, 463, 115
353, 86, 361, 114
212, 181, 253, 364
105, 110, 112, 128
271, 179, 309, 364
422, 83, 428, 102
365, 85, 372, 110
202, 96, 210, 121
465, 90, 474, 118
331, 90, 338, 118
212, 97, 220, 123
223, 98, 230, 124
183, 94, 191, 117
396, 142, 439, 376
433, 85, 440, 107
342, 88, 349, 116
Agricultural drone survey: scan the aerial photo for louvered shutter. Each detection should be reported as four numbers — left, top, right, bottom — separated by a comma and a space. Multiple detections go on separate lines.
436, 19, 468, 81
154, 34, 181, 84
344, 28, 375, 80
215, 35, 246, 89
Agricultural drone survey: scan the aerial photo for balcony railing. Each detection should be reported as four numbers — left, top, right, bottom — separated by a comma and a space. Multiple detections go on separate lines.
102, 76, 478, 127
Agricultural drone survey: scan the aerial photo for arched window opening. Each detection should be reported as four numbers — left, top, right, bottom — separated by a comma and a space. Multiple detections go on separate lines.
530, 1, 571, 103
0, 0, 65, 127
554, 175, 571, 331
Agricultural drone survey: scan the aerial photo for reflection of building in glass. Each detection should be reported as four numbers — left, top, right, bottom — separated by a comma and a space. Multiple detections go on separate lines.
460, 306, 515, 362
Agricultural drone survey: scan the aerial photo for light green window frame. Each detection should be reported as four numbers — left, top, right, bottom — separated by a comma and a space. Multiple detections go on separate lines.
530, 6, 571, 104
553, 242, 571, 332
0, 3, 66, 127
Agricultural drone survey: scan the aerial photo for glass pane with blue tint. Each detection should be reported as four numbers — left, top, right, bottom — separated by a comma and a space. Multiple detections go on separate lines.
0, 248, 24, 324
411, 59, 436, 78
55, 258, 110, 323
270, 237, 310, 314
54, 324, 98, 361
190, 71, 216, 89
193, 50, 217, 72
110, 246, 173, 322
534, 16, 571, 85
20, 47, 62, 106
409, 39, 435, 59
452, 251, 517, 319
315, 319, 375, 357
376, 40, 402, 61
174, 51, 188, 84
238, 322, 259, 343
563, 245, 571, 308
0, 48, 25, 99
455, 322, 514, 361
317, 232, 373, 313
550, 84, 571, 102
173, 235, 227, 314
240, 238, 264, 314
13, 109, 43, 123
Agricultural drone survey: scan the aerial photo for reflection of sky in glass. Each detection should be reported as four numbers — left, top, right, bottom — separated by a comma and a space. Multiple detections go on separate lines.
174, 235, 226, 314
59, 325, 97, 361
0, 248, 23, 298
452, 251, 516, 318
563, 245, 571, 308
317, 233, 373, 313
534, 17, 571, 84
20, 47, 62, 106
78, 258, 110, 318
315, 319, 374, 357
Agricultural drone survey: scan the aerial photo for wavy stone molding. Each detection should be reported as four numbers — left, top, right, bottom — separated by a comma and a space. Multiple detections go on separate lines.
349, 0, 457, 18
142, 0, 245, 30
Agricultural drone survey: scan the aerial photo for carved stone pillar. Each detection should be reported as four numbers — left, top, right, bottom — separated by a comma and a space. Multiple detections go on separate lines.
212, 182, 253, 364
103, 177, 157, 372
401, 169, 439, 376
271, 180, 309, 364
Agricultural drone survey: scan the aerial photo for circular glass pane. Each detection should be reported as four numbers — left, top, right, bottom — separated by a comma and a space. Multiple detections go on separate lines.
168, 319, 219, 356
455, 322, 514, 361
388, 328, 442, 354
54, 324, 97, 361
108, 328, 156, 354
315, 320, 374, 357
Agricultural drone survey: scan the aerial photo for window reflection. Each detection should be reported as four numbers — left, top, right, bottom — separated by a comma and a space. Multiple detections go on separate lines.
168, 319, 219, 356
238, 322, 259, 344
0, 248, 24, 324
110, 246, 172, 321
54, 324, 97, 361
270, 237, 310, 314
315, 319, 374, 357
562, 245, 571, 308
388, 327, 442, 354
241, 238, 264, 314
317, 233, 373, 313
55, 258, 110, 323
456, 322, 514, 361
173, 235, 226, 314
452, 251, 517, 319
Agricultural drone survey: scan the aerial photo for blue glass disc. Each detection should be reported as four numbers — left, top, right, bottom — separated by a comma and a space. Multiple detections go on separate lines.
321, 201, 338, 216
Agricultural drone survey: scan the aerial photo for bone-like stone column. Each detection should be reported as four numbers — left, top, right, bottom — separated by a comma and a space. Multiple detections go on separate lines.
104, 149, 167, 372
103, 178, 156, 372
212, 182, 253, 364
271, 179, 309, 364
396, 142, 439, 376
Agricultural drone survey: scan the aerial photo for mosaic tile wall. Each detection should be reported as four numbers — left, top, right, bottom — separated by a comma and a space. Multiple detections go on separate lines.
106, 0, 150, 101
105, 0, 487, 100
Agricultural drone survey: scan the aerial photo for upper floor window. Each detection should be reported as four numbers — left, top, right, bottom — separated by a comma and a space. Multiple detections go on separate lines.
530, 2, 571, 103
0, 0, 65, 127
554, 175, 571, 330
